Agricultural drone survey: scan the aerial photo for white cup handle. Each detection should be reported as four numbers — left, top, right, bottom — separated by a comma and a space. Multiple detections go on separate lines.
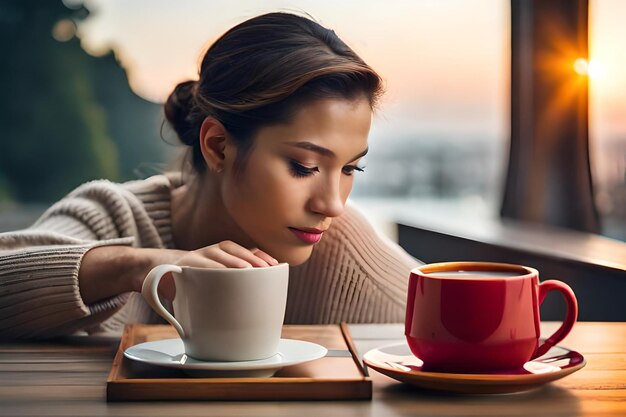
141, 264, 185, 338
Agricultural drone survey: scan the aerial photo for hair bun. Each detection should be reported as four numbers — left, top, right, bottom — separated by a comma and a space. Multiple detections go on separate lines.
164, 80, 199, 146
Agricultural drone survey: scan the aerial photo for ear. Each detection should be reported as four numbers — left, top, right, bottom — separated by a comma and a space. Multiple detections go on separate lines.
199, 117, 228, 173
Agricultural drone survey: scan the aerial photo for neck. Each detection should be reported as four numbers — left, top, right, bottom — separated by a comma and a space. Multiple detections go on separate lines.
170, 173, 252, 251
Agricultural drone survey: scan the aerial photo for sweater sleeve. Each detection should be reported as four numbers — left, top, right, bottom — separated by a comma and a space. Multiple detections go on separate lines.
0, 179, 158, 339
285, 204, 422, 324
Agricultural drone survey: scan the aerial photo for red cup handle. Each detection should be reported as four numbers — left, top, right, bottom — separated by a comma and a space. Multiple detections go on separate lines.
533, 279, 578, 358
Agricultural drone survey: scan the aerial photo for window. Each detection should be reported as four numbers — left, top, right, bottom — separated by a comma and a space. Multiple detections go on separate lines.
589, 0, 626, 241
348, 1, 509, 237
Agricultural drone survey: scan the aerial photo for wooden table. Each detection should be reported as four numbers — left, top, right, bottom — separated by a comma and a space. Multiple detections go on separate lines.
0, 322, 624, 416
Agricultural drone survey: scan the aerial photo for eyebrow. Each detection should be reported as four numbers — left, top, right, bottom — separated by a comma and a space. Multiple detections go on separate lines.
286, 141, 369, 162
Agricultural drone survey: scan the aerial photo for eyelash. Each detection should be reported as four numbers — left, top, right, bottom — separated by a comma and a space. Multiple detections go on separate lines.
289, 160, 318, 178
288, 160, 365, 178
343, 165, 365, 176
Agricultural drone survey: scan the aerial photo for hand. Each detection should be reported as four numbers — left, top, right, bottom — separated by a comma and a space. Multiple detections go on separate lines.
151, 241, 279, 301
79, 242, 278, 305
172, 240, 278, 269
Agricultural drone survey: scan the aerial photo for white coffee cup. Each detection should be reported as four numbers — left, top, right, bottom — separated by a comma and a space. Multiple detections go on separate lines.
141, 263, 289, 362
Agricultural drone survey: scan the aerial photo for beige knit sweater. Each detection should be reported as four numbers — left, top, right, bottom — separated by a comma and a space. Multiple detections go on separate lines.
0, 174, 420, 339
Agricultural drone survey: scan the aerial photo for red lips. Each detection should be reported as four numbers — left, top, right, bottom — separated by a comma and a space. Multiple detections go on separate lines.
289, 227, 324, 244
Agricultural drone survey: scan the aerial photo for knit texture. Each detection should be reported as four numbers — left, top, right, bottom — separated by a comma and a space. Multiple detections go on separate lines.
0, 174, 420, 339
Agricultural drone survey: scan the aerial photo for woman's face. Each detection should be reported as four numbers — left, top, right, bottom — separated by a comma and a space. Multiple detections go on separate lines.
220, 97, 372, 265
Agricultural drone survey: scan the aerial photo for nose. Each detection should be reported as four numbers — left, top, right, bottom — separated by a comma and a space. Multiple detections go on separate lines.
308, 176, 345, 218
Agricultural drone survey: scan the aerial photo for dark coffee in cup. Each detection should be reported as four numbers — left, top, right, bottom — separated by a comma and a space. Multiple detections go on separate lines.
423, 270, 523, 278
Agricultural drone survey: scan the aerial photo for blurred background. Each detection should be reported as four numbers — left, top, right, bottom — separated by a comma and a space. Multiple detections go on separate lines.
0, 0, 624, 242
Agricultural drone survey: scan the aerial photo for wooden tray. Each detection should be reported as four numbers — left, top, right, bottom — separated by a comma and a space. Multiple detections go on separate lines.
106, 323, 371, 401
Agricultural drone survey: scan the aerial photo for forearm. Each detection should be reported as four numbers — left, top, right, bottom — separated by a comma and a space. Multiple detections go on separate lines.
78, 246, 185, 305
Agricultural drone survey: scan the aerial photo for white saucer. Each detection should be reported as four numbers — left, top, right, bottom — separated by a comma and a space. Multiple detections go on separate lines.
124, 338, 328, 377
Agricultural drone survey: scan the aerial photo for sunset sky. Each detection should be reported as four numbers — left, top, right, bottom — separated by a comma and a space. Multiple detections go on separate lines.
589, 0, 626, 141
72, 0, 624, 144
74, 0, 508, 142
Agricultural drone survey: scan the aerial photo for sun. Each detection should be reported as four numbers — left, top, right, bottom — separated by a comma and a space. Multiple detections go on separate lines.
573, 58, 603, 79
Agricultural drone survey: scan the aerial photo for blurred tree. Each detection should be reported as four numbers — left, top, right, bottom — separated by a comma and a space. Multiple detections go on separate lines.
0, 0, 166, 203
0, 0, 116, 202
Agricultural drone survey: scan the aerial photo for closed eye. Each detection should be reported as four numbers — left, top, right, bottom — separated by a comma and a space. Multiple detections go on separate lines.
288, 160, 319, 178
342, 165, 365, 176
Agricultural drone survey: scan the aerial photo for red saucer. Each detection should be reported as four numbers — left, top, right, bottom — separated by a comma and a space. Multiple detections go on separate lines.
363, 342, 585, 394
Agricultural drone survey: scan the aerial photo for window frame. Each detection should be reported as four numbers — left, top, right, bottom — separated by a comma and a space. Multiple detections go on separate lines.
502, 0, 600, 233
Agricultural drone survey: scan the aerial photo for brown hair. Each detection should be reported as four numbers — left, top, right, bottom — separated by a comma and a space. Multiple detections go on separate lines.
164, 12, 383, 174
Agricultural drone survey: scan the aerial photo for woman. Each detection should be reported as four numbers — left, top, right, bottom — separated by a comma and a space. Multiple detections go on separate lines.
0, 12, 419, 339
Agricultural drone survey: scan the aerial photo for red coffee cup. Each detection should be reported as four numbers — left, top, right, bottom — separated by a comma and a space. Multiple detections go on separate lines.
405, 262, 578, 373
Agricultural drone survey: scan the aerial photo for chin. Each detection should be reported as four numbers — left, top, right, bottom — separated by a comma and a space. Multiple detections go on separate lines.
273, 246, 314, 266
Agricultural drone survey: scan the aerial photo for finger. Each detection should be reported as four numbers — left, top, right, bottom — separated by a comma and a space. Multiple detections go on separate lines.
251, 248, 279, 266
214, 251, 255, 268
198, 245, 255, 268
179, 255, 226, 269
216, 241, 271, 267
